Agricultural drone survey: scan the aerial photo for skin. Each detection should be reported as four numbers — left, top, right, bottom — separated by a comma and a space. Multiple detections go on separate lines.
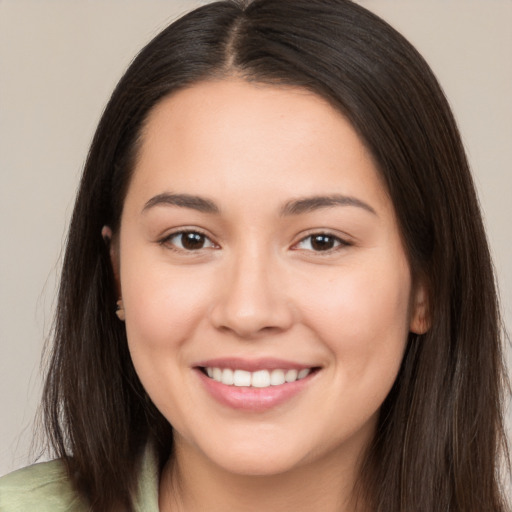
107, 79, 428, 511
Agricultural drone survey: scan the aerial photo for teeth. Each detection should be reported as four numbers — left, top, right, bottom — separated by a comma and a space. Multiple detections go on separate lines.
285, 369, 298, 382
251, 370, 270, 388
298, 368, 310, 379
213, 367, 222, 382
221, 368, 234, 385
270, 369, 285, 386
205, 367, 312, 388
233, 369, 251, 387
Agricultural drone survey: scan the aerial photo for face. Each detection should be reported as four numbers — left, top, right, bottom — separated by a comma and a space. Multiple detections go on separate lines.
112, 79, 427, 477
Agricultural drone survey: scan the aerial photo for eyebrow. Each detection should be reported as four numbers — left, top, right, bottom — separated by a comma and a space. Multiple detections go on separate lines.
280, 194, 377, 216
141, 192, 376, 217
142, 193, 220, 214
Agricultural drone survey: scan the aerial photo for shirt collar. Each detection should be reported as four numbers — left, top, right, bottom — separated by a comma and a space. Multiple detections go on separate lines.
132, 443, 160, 512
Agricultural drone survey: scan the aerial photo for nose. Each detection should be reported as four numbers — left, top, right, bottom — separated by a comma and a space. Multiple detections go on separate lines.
209, 245, 294, 339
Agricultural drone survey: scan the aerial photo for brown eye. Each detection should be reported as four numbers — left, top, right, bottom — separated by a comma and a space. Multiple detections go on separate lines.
166, 231, 215, 251
311, 235, 336, 251
295, 233, 347, 252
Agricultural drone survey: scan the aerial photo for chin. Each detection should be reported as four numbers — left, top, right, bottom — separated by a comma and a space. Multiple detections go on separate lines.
189, 433, 311, 477
213, 450, 304, 477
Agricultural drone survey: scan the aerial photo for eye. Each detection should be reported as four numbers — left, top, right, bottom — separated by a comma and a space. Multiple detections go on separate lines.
294, 233, 348, 252
163, 231, 216, 251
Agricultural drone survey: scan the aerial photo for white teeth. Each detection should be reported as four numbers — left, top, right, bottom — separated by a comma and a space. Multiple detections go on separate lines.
251, 370, 270, 388
270, 369, 286, 386
205, 367, 312, 387
233, 369, 252, 387
298, 368, 311, 380
221, 368, 234, 385
213, 367, 222, 382
285, 369, 298, 382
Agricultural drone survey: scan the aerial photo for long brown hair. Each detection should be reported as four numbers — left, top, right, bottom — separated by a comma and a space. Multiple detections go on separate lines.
42, 1, 510, 510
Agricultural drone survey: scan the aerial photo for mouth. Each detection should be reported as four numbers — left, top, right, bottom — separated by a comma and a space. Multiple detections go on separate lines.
199, 366, 317, 388
194, 359, 321, 411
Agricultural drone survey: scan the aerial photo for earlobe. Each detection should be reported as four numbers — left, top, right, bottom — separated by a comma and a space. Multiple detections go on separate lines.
115, 299, 126, 322
101, 225, 113, 245
410, 280, 430, 335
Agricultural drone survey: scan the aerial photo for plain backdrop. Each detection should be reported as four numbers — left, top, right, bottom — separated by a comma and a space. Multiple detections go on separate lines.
1, 0, 511, 477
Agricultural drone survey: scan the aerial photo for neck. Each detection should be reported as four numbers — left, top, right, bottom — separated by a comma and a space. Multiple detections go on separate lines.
159, 434, 369, 512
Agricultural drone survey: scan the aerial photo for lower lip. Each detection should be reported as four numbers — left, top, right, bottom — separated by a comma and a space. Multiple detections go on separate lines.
196, 369, 315, 412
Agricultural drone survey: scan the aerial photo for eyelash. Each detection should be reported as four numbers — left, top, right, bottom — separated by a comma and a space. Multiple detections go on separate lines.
159, 230, 351, 254
159, 230, 217, 252
292, 232, 351, 253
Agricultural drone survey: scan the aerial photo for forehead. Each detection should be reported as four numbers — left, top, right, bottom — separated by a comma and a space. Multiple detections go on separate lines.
127, 79, 391, 216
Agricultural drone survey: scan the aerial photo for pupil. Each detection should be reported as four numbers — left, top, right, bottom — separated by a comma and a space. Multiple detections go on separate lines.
182, 232, 204, 250
311, 235, 334, 251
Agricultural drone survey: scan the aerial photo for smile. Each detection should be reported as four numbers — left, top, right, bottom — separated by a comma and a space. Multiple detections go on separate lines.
203, 367, 312, 388
195, 361, 320, 411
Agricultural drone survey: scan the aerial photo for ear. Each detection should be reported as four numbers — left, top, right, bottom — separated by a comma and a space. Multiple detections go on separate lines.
102, 225, 121, 295
409, 278, 430, 335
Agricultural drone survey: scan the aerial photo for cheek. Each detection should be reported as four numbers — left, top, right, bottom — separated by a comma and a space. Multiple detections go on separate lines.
299, 256, 412, 373
121, 257, 215, 354
301, 258, 412, 439
120, 261, 216, 425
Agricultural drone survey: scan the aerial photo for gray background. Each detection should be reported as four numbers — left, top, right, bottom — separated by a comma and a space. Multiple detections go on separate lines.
1, 0, 511, 478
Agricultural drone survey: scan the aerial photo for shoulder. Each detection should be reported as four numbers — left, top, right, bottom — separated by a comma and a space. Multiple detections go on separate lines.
0, 459, 88, 512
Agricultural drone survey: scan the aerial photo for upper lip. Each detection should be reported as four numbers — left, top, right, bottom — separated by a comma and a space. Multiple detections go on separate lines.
194, 357, 318, 372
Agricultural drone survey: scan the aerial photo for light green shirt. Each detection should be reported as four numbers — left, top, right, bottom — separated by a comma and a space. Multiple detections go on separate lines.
0, 445, 160, 511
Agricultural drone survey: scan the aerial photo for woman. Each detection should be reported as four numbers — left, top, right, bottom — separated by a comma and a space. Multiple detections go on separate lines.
0, 0, 509, 511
